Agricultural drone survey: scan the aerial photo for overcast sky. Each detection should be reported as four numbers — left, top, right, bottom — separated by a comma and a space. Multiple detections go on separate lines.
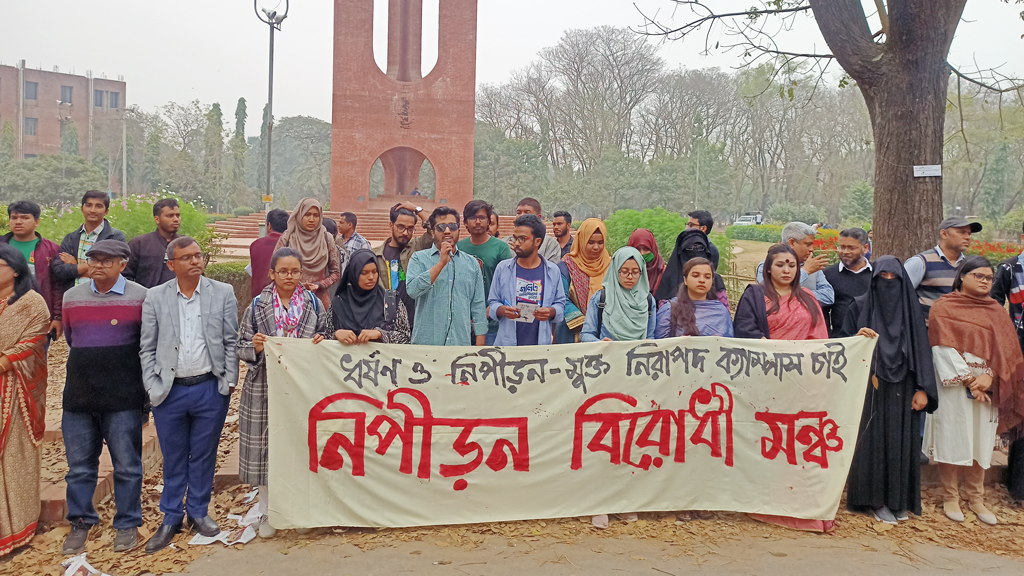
4, 1, 1022, 137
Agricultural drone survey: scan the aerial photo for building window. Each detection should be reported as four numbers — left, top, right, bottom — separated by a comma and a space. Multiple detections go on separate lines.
24, 154, 36, 159
109, 92, 119, 109
25, 117, 38, 136
61, 85, 73, 104
95, 90, 103, 107
25, 81, 38, 100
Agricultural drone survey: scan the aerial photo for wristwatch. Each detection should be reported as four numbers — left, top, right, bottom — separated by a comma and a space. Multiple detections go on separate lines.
415, 206, 423, 214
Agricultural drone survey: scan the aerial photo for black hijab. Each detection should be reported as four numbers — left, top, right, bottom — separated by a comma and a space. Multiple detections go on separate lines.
844, 256, 938, 411
332, 249, 386, 335
655, 229, 722, 302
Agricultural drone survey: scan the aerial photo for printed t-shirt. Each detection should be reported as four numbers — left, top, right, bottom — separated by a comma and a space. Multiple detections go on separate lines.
10, 238, 39, 279
515, 263, 544, 346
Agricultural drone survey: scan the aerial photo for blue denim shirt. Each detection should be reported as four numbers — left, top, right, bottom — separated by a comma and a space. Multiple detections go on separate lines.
407, 246, 488, 345
487, 258, 566, 346
580, 291, 657, 342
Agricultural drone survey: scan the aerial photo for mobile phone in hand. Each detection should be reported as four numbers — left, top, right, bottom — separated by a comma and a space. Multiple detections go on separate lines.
47, 328, 57, 343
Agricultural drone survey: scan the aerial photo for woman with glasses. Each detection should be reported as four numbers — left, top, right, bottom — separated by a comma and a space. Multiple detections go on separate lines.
332, 249, 411, 345
579, 246, 655, 528
557, 218, 612, 343
0, 245, 50, 556
274, 198, 341, 308
237, 248, 332, 538
924, 256, 1024, 526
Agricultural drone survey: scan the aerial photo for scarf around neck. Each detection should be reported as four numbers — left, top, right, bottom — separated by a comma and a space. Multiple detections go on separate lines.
602, 246, 650, 341
272, 285, 306, 337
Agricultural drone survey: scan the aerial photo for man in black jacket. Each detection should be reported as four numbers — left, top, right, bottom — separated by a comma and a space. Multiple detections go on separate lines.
822, 228, 872, 337
54, 190, 127, 287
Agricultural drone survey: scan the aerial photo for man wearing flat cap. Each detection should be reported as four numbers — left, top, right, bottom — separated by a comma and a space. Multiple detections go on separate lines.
904, 216, 983, 321
60, 240, 148, 555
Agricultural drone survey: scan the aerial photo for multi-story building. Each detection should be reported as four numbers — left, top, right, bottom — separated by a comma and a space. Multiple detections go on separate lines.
0, 59, 126, 160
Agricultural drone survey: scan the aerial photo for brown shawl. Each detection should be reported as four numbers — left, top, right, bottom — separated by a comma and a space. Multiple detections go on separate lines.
0, 291, 50, 454
929, 290, 1024, 432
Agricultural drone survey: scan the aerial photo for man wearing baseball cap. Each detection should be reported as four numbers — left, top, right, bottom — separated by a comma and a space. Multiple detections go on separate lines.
904, 216, 982, 321
60, 240, 148, 555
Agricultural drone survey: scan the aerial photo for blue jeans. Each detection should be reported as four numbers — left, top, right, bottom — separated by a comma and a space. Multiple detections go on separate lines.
63, 409, 144, 529
485, 331, 497, 346
151, 379, 229, 525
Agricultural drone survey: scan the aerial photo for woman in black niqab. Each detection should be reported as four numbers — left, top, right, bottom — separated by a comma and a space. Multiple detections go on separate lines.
655, 229, 727, 304
843, 256, 938, 521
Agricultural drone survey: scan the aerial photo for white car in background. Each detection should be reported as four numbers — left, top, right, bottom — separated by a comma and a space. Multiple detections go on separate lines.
733, 215, 757, 226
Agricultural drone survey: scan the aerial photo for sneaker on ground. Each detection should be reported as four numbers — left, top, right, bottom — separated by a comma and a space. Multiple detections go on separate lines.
113, 528, 141, 552
893, 509, 909, 522
258, 515, 277, 538
872, 506, 897, 524
591, 514, 609, 529
62, 521, 91, 555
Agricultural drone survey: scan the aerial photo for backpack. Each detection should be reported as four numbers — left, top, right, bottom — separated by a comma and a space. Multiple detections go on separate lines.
595, 289, 655, 337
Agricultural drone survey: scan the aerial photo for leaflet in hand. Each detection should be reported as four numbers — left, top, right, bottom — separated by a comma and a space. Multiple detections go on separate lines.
514, 303, 539, 322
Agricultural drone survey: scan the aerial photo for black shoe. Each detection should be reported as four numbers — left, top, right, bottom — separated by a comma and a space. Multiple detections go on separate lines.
145, 523, 181, 555
113, 528, 141, 552
186, 515, 220, 537
62, 520, 92, 555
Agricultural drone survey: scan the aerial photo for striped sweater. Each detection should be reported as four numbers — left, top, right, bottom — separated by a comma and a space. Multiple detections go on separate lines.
62, 277, 148, 413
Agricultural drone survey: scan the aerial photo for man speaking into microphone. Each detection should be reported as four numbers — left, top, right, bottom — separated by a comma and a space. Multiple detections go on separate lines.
406, 207, 488, 346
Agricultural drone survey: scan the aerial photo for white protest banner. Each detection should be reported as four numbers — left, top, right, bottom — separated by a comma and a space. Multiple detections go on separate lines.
266, 336, 875, 529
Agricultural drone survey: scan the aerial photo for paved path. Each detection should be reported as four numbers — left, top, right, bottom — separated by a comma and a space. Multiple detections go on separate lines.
178, 531, 1021, 576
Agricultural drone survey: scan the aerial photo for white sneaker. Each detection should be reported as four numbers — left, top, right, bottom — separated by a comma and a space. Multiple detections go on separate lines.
258, 515, 277, 538
620, 513, 638, 522
295, 527, 313, 535
872, 506, 897, 525
591, 515, 609, 529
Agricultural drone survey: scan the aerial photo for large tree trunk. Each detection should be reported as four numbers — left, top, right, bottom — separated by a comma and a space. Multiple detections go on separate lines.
809, 0, 966, 261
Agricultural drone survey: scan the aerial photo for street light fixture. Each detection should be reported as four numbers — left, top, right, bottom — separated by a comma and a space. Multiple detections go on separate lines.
255, 0, 288, 235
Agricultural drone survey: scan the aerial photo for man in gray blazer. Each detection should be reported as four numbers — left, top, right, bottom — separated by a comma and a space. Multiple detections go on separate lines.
140, 236, 239, 554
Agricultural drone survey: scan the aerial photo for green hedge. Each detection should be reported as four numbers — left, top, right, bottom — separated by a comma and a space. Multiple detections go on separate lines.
601, 208, 732, 274
205, 261, 252, 320
725, 225, 840, 243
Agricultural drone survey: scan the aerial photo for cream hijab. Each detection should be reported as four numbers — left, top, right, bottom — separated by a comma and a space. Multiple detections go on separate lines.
279, 198, 333, 273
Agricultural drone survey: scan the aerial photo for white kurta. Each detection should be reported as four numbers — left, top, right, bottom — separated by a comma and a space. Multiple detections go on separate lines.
923, 346, 999, 468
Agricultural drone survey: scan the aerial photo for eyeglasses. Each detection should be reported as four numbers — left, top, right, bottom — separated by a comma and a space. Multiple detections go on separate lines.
273, 269, 302, 278
510, 235, 534, 244
393, 224, 416, 234
467, 214, 489, 222
966, 272, 994, 283
434, 223, 460, 233
618, 269, 642, 278
86, 258, 123, 268
169, 253, 205, 264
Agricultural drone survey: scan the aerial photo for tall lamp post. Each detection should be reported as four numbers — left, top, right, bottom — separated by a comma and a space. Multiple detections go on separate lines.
255, 0, 288, 237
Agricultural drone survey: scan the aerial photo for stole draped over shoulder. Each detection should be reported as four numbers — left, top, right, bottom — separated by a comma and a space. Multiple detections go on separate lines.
562, 218, 611, 316
0, 291, 51, 556
843, 256, 938, 516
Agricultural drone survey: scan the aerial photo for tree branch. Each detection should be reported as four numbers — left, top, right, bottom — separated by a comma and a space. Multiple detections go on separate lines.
807, 0, 883, 85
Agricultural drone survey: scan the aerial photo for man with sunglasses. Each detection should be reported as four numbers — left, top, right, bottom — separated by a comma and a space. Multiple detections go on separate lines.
140, 237, 239, 553
407, 207, 487, 346
60, 240, 148, 555
370, 201, 432, 332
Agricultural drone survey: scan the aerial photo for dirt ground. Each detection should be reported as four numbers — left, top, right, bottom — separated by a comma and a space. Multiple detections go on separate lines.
729, 240, 774, 278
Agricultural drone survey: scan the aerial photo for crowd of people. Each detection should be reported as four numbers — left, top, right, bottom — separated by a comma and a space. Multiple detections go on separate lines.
1, 191, 1023, 558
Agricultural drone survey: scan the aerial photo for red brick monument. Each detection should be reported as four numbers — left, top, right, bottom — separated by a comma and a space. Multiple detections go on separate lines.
330, 0, 477, 212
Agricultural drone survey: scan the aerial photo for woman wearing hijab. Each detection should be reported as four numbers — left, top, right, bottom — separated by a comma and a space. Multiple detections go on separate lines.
274, 198, 342, 308
332, 249, 411, 345
655, 228, 728, 307
627, 228, 665, 295
580, 246, 657, 343
924, 256, 1024, 526
655, 257, 733, 338
556, 218, 612, 343
237, 248, 332, 538
580, 246, 655, 528
842, 256, 938, 524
